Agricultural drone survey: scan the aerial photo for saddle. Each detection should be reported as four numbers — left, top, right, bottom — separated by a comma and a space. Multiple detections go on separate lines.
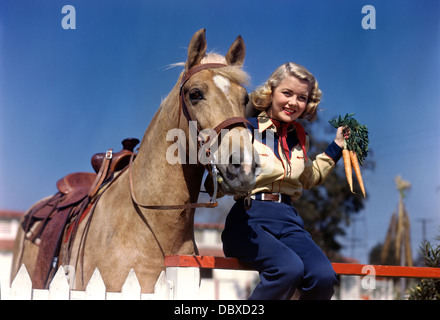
21, 138, 139, 289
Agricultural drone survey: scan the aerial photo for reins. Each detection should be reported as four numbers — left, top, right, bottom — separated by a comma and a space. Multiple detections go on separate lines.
128, 151, 218, 209
128, 63, 251, 210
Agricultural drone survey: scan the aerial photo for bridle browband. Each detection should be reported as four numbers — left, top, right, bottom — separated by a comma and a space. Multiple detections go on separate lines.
129, 63, 252, 210
179, 63, 251, 133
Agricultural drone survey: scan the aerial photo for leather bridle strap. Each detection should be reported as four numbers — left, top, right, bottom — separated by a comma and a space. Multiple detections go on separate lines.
179, 63, 252, 144
128, 63, 253, 210
180, 63, 228, 91
128, 151, 218, 210
179, 63, 228, 126
212, 117, 250, 134
178, 63, 228, 134
200, 117, 254, 153
128, 116, 254, 211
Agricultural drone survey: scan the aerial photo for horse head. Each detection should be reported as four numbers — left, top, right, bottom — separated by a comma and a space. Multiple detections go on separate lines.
180, 29, 258, 197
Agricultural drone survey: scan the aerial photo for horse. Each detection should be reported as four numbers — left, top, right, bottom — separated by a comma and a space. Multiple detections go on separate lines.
11, 29, 257, 293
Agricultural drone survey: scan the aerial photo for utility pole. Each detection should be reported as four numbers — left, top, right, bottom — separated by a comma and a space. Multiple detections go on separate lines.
416, 218, 432, 243
381, 175, 413, 298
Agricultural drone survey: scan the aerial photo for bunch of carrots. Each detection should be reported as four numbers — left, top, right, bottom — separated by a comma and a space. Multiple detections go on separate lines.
329, 114, 369, 198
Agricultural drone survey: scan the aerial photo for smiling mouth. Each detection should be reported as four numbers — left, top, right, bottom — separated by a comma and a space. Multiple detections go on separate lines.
283, 107, 297, 115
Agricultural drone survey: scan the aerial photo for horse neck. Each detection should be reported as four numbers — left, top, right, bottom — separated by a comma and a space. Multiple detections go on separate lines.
132, 79, 204, 205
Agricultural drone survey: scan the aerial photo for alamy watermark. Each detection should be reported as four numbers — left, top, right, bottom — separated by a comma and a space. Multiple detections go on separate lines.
61, 4, 376, 31
61, 5, 76, 30
361, 265, 376, 289
361, 5, 376, 30
165, 121, 265, 167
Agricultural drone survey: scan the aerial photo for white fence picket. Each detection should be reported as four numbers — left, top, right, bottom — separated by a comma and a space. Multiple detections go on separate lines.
166, 266, 200, 300
2, 264, 185, 300
154, 270, 172, 300
121, 269, 141, 300
85, 268, 106, 300
49, 266, 70, 300
10, 264, 32, 300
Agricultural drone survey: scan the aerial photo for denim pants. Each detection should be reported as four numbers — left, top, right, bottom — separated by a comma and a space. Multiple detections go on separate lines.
222, 199, 337, 300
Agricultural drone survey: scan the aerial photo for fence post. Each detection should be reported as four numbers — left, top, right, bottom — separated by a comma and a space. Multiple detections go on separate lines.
166, 266, 200, 300
86, 268, 106, 300
121, 269, 141, 300
49, 266, 70, 300
153, 270, 172, 299
10, 264, 32, 300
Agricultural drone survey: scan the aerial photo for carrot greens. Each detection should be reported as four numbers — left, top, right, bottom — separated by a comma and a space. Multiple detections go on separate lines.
329, 113, 369, 197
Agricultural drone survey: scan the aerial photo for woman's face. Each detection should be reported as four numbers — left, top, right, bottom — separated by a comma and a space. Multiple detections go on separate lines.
267, 75, 310, 122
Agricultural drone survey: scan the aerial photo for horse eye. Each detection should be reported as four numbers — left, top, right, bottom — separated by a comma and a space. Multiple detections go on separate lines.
189, 89, 204, 102
243, 93, 249, 107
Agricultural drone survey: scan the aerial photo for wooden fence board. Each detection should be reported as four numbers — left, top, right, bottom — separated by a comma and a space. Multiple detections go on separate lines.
85, 268, 106, 300
49, 266, 70, 300
10, 264, 32, 300
165, 255, 440, 279
121, 269, 141, 300
4, 255, 439, 300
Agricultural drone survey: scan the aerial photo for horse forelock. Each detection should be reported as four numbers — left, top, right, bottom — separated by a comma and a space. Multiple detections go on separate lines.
201, 52, 227, 64
209, 65, 249, 87
168, 52, 249, 87
202, 53, 249, 87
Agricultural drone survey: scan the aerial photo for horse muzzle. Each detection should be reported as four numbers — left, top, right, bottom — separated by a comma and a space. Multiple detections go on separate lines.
215, 143, 259, 197
199, 119, 259, 198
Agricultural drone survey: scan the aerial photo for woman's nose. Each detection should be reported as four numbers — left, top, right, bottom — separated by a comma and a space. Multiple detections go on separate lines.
288, 96, 298, 106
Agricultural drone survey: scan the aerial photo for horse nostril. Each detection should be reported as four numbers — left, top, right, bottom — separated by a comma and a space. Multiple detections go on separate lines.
226, 155, 241, 180
227, 162, 240, 177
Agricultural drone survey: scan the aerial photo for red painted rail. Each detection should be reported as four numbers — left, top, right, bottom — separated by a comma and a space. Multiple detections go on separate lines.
165, 255, 440, 279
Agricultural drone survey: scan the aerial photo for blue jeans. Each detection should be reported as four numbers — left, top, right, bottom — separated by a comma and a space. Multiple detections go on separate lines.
222, 199, 337, 300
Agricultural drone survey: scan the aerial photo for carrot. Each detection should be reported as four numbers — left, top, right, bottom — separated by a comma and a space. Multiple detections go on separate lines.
349, 150, 366, 198
329, 114, 369, 197
342, 140, 354, 193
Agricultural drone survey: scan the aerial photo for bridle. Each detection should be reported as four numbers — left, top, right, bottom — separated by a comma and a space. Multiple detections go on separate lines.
129, 63, 251, 210
178, 63, 251, 136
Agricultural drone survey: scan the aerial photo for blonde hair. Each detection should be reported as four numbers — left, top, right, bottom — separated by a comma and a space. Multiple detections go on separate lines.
251, 62, 321, 121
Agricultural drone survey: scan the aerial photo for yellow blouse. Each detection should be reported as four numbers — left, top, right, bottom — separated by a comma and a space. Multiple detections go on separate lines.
250, 112, 342, 201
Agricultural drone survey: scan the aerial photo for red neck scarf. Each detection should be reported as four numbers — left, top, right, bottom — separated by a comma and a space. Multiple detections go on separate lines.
271, 119, 307, 162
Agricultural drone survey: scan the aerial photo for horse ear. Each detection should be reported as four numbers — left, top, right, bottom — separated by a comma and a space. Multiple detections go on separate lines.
186, 28, 207, 70
225, 35, 246, 66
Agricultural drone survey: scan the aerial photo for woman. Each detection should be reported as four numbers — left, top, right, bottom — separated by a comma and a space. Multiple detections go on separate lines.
221, 62, 348, 300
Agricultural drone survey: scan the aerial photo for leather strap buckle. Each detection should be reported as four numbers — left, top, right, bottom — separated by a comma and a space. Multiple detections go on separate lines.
251, 192, 283, 203
263, 192, 282, 203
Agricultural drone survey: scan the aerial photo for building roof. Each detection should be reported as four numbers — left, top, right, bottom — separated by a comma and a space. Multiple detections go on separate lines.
194, 223, 224, 230
0, 210, 23, 219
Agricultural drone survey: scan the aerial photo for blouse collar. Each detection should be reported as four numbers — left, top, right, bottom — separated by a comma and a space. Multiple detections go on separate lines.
256, 111, 296, 133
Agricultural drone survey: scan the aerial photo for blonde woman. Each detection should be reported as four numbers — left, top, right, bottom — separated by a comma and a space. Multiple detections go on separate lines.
222, 62, 348, 300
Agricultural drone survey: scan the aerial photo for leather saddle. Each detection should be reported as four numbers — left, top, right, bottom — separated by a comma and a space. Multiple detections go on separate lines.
21, 138, 139, 289
90, 138, 139, 175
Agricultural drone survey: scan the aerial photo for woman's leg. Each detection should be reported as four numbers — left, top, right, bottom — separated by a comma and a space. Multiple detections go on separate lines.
278, 228, 338, 300
222, 201, 304, 300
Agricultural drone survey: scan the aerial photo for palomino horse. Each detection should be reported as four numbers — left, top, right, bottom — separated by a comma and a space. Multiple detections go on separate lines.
11, 29, 257, 292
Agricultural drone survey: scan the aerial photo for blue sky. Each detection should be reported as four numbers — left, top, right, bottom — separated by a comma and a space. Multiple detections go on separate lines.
1, 0, 439, 263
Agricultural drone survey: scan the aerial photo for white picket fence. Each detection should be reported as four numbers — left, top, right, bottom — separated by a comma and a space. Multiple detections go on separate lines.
0, 264, 200, 300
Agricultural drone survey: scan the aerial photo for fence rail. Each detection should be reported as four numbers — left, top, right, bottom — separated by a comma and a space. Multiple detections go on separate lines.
3, 255, 439, 300
1, 264, 173, 300
164, 255, 440, 279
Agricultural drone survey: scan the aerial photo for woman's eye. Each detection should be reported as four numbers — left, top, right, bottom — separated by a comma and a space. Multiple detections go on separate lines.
189, 89, 204, 101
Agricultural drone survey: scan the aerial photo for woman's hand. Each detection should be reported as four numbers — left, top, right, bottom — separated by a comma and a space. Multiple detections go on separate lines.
334, 126, 350, 148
